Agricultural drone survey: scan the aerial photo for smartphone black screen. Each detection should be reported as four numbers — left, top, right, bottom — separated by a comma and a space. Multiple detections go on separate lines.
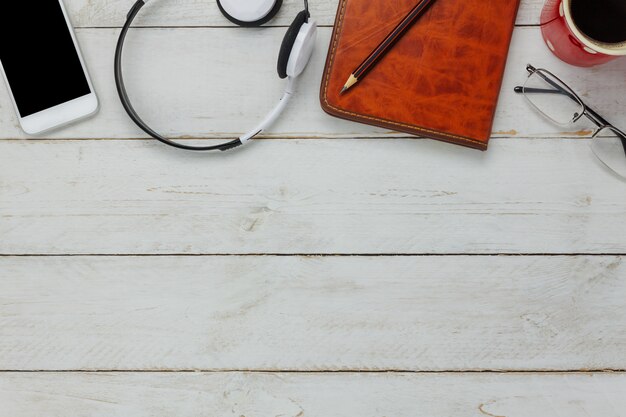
0, 2, 91, 117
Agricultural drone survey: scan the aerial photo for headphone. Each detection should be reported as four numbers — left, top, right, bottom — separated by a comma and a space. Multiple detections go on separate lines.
115, 0, 317, 151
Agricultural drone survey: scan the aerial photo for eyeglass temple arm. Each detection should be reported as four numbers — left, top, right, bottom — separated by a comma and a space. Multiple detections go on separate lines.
514, 74, 579, 104
514, 86, 559, 94
514, 64, 581, 104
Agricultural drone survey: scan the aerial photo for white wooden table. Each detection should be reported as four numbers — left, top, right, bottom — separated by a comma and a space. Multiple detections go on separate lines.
1, 0, 626, 415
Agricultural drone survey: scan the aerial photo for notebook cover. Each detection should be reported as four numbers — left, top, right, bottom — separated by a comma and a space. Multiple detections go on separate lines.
320, 0, 521, 150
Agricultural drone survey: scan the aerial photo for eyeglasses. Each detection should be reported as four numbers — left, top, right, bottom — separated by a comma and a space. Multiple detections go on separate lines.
514, 64, 626, 180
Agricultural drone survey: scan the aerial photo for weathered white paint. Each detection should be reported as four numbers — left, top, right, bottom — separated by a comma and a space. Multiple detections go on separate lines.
1, 2, 625, 412
0, 27, 624, 140
65, 0, 544, 27
1, 255, 624, 370
1, 372, 626, 417
1, 139, 625, 255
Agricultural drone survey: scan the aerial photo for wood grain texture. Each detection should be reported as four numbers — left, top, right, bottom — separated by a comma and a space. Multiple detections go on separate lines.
2, 139, 625, 255
2, 372, 626, 417
1, 255, 624, 371
65, 0, 543, 27
1, 2, 625, 410
0, 27, 624, 140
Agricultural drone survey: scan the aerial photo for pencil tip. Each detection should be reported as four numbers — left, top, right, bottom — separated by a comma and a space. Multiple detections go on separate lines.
340, 86, 348, 95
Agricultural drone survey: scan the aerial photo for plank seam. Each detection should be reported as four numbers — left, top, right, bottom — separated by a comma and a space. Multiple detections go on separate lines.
1, 253, 624, 257
70, 25, 542, 29
0, 136, 598, 141
0, 369, 624, 373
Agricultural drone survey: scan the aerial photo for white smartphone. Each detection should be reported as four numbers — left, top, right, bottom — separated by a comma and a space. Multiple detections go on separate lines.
0, 1, 98, 135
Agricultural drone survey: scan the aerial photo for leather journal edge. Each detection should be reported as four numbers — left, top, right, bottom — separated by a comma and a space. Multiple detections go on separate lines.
319, 0, 520, 151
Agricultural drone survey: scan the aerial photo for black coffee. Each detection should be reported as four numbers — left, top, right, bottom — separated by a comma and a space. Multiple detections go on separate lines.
571, 0, 626, 44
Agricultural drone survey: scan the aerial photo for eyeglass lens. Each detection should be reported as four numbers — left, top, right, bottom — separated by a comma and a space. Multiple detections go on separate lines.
591, 126, 626, 179
522, 70, 584, 125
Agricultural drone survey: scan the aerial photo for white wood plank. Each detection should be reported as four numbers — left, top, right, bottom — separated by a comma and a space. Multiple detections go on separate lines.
1, 372, 626, 417
1, 139, 625, 255
1, 255, 624, 370
66, 0, 544, 27
1, 27, 624, 140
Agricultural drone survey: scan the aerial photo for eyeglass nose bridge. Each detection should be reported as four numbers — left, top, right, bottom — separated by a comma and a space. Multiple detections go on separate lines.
582, 109, 610, 131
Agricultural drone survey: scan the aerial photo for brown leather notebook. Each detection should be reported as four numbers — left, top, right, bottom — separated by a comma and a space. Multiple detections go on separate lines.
320, 0, 521, 150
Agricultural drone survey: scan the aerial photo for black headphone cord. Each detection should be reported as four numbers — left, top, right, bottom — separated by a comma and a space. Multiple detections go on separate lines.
114, 0, 243, 152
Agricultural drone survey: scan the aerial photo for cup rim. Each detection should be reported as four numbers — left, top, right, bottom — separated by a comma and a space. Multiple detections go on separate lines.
562, 0, 626, 56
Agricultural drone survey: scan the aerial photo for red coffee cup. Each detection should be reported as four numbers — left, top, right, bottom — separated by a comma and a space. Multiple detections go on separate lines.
541, 0, 626, 67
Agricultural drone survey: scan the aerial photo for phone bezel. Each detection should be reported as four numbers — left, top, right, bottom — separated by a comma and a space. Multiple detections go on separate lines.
0, 0, 99, 135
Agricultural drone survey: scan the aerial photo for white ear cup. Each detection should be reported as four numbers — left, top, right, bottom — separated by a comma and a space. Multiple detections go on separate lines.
286, 20, 317, 78
218, 0, 279, 23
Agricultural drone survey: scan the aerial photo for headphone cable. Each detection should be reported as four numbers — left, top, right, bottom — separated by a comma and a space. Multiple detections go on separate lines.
114, 0, 242, 152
